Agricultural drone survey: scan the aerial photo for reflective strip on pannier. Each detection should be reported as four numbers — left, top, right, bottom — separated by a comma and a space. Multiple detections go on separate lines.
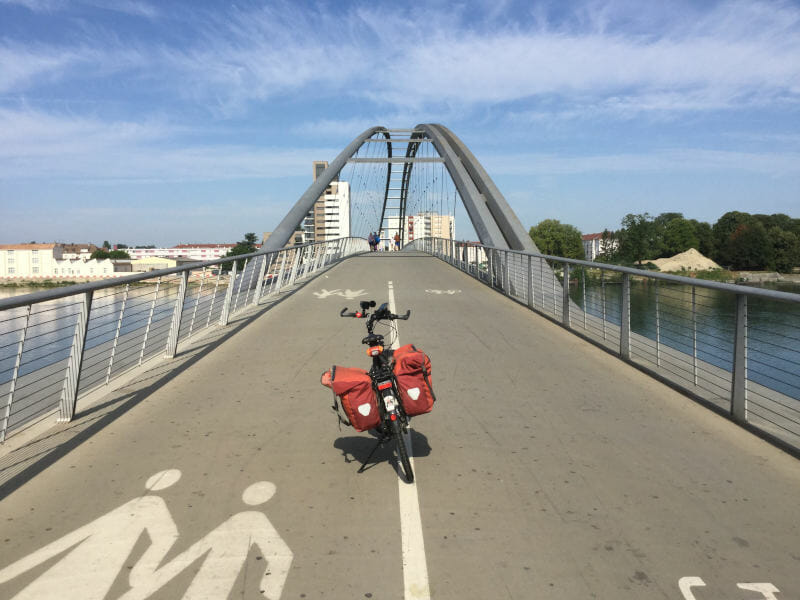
392, 344, 435, 416
321, 366, 380, 431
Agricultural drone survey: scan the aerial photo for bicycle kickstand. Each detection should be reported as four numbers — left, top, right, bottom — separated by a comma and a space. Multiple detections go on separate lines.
358, 436, 388, 473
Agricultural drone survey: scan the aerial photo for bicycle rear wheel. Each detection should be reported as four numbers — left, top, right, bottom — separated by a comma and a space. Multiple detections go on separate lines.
391, 419, 414, 483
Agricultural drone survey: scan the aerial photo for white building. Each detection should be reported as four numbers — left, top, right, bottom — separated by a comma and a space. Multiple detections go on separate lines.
303, 161, 350, 243
385, 212, 454, 247
582, 233, 619, 261
0, 244, 123, 279
125, 244, 256, 262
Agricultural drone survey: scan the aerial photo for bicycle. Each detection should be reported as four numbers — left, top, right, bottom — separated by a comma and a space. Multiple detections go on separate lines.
322, 300, 431, 483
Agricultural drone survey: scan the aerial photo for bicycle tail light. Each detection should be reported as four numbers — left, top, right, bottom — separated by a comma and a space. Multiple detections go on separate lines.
367, 345, 383, 356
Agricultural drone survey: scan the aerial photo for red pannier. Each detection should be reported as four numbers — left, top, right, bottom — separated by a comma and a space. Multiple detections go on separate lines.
392, 344, 435, 416
321, 366, 380, 431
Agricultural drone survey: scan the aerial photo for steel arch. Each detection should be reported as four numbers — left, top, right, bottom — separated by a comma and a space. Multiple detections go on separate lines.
263, 124, 539, 253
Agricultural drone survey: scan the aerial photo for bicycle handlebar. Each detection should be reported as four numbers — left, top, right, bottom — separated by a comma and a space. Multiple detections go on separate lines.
339, 304, 410, 321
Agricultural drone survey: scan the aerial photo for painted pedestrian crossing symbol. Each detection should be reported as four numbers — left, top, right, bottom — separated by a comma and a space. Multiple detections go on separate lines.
0, 470, 293, 599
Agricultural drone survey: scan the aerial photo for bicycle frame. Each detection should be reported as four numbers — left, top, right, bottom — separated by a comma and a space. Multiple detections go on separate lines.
339, 300, 414, 482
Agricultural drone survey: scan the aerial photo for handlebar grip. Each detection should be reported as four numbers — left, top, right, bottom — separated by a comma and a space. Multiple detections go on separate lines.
399, 310, 411, 320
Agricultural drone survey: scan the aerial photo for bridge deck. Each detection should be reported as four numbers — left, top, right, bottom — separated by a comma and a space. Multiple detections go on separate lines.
1, 252, 798, 599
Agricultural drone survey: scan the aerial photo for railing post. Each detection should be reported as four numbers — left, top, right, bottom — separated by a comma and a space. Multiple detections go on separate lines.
139, 277, 161, 365
539, 257, 545, 309
503, 251, 510, 295
731, 294, 748, 422
562, 263, 570, 328
253, 254, 269, 305
581, 268, 587, 330
58, 290, 93, 422
220, 260, 238, 326
188, 268, 206, 337
205, 270, 222, 330
655, 280, 661, 367
232, 258, 249, 314
1, 305, 32, 442
288, 247, 302, 285
601, 270, 607, 340
274, 250, 288, 293
244, 257, 258, 306
165, 270, 189, 359
692, 286, 698, 385
527, 255, 533, 309
620, 273, 631, 360
488, 249, 494, 288
105, 283, 130, 383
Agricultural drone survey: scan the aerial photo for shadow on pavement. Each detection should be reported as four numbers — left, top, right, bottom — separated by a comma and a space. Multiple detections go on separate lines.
333, 429, 431, 475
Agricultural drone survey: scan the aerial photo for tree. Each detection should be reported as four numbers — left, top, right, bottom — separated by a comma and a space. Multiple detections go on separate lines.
618, 213, 656, 266
224, 233, 259, 270
689, 220, 714, 257
725, 221, 774, 270
770, 228, 800, 273
102, 240, 111, 249
91, 249, 130, 260
662, 218, 700, 256
528, 220, 584, 259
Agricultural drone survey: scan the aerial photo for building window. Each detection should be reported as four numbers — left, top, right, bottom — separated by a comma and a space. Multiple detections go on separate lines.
54, 268, 58, 274
32, 266, 39, 274
8, 267, 15, 274
7, 250, 14, 263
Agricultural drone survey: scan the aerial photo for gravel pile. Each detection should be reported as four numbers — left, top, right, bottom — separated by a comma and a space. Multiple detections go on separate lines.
650, 248, 721, 272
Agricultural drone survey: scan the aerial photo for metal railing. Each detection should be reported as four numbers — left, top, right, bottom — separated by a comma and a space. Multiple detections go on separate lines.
0, 237, 368, 442
412, 237, 800, 452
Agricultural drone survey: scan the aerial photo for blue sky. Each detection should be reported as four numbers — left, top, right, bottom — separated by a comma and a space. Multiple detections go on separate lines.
1, 0, 798, 246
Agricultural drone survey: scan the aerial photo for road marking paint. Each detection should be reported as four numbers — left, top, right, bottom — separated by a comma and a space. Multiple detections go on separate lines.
388, 280, 431, 600
0, 471, 293, 599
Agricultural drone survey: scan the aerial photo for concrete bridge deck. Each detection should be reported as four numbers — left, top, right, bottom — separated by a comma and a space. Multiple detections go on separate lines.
1, 252, 798, 599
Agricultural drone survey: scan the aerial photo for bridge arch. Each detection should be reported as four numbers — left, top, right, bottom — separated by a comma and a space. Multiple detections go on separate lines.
263, 125, 537, 252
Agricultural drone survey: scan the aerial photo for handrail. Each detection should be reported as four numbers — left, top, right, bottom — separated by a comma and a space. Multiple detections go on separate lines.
0, 239, 345, 312
412, 236, 800, 455
0, 237, 369, 442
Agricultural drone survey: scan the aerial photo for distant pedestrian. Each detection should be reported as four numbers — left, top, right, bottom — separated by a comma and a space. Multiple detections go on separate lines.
368, 232, 375, 252
375, 233, 381, 251
394, 233, 400, 251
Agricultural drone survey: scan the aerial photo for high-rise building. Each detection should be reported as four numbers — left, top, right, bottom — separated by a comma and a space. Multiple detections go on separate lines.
388, 212, 453, 244
302, 161, 350, 243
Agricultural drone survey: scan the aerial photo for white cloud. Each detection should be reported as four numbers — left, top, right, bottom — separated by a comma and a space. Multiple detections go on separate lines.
0, 0, 157, 17
481, 148, 800, 177
2, 0, 798, 116
0, 108, 339, 180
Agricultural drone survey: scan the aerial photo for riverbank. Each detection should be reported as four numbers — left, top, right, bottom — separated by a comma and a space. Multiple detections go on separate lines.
0, 279, 80, 288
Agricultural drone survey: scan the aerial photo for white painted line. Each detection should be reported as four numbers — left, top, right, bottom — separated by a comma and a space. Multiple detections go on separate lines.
388, 281, 431, 600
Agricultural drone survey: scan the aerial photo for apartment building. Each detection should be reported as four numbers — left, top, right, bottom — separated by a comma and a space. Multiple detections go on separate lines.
303, 161, 350, 243
125, 244, 260, 262
582, 233, 619, 261
385, 212, 453, 246
0, 244, 121, 278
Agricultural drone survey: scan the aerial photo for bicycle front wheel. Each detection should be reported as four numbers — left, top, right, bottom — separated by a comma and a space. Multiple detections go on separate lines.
391, 419, 414, 483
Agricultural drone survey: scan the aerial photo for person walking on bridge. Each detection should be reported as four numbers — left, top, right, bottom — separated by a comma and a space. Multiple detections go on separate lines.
394, 232, 400, 251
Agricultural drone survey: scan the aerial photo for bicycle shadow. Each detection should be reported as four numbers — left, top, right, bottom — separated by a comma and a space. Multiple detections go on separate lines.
333, 429, 431, 475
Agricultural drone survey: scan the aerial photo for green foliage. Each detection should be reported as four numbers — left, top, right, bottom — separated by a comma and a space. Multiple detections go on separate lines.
224, 233, 259, 271
770, 228, 800, 273
102, 240, 111, 249
529, 219, 585, 260
91, 249, 130, 260
617, 213, 656, 265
